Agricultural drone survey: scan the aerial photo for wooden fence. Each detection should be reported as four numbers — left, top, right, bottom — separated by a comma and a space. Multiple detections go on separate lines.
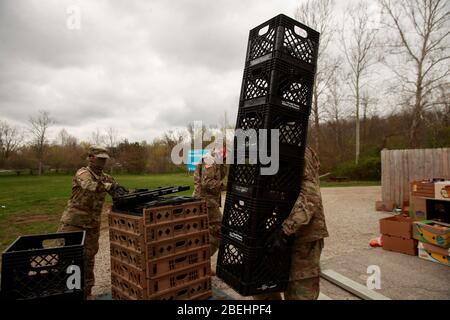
381, 148, 450, 207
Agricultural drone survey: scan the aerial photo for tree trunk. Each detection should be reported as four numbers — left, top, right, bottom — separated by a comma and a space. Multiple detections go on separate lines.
355, 78, 360, 165
312, 72, 320, 154
409, 68, 423, 148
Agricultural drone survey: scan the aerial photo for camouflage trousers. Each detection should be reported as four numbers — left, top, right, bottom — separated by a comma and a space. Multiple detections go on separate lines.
253, 239, 324, 300
207, 204, 223, 257
57, 223, 100, 297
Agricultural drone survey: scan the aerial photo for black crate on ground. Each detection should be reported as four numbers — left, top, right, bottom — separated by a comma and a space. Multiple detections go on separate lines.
221, 192, 297, 244
234, 103, 310, 157
245, 14, 320, 70
240, 58, 315, 112
1, 231, 85, 300
216, 235, 292, 296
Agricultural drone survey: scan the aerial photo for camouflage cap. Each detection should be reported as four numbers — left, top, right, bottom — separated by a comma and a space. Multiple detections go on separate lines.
88, 145, 110, 159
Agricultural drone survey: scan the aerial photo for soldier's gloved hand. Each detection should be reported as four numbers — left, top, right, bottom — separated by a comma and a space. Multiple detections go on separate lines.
102, 182, 114, 191
265, 227, 294, 272
265, 227, 294, 256
110, 183, 129, 198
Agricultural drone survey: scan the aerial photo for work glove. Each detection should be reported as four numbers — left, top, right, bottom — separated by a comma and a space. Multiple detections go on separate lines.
265, 228, 294, 256
110, 183, 129, 198
265, 227, 294, 273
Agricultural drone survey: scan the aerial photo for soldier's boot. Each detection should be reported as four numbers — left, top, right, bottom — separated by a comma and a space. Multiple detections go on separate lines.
284, 277, 320, 300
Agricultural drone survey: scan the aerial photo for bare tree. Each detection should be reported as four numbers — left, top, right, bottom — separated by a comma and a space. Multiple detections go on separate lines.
379, 0, 450, 148
324, 70, 347, 157
0, 120, 23, 160
105, 127, 119, 150
57, 128, 77, 146
361, 90, 378, 144
29, 110, 53, 175
90, 128, 106, 146
340, 2, 379, 164
295, 0, 337, 153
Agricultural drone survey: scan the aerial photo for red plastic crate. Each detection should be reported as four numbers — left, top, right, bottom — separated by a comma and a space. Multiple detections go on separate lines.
109, 228, 145, 253
145, 215, 209, 242
111, 258, 147, 288
110, 243, 147, 269
111, 273, 147, 300
148, 277, 212, 300
109, 212, 144, 235
146, 230, 210, 260
147, 246, 210, 278
147, 261, 211, 296
144, 200, 207, 225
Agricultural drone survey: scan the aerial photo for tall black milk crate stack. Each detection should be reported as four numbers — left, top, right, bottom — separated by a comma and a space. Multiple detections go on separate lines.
217, 14, 319, 296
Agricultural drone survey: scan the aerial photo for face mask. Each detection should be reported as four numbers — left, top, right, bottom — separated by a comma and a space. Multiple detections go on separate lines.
89, 157, 106, 172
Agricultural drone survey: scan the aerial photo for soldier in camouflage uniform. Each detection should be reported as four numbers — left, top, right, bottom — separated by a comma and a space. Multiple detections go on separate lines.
193, 148, 227, 258
58, 146, 127, 298
255, 146, 329, 300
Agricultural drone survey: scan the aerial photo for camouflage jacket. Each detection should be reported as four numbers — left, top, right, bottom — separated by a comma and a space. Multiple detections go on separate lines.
282, 147, 329, 242
193, 154, 227, 208
60, 166, 116, 229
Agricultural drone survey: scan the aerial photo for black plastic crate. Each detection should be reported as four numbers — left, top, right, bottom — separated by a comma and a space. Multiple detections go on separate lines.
216, 235, 292, 296
245, 14, 319, 70
240, 58, 315, 112
1, 231, 85, 300
226, 155, 304, 201
234, 103, 310, 157
221, 192, 298, 241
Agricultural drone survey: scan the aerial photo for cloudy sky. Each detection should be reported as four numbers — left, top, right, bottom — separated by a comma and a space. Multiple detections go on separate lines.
0, 0, 362, 143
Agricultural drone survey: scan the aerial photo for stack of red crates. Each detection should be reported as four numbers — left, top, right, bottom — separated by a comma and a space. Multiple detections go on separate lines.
108, 199, 212, 300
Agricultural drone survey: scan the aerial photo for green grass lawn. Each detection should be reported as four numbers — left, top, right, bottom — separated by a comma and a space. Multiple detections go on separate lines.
0, 173, 194, 252
0, 172, 379, 253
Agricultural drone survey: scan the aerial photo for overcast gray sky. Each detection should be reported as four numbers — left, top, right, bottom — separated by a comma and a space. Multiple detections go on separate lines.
0, 0, 367, 143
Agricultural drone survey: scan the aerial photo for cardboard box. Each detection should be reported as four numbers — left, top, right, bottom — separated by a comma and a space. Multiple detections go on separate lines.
411, 180, 435, 198
418, 242, 449, 266
413, 220, 450, 248
409, 195, 427, 221
382, 234, 417, 256
375, 201, 395, 212
434, 181, 450, 201
375, 201, 384, 211
379, 215, 414, 238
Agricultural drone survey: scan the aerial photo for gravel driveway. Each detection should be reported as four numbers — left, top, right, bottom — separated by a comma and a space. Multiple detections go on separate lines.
93, 187, 450, 300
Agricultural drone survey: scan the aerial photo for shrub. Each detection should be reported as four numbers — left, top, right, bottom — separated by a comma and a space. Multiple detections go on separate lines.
333, 156, 381, 181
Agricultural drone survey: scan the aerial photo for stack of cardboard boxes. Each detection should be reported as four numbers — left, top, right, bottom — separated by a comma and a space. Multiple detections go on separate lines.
380, 215, 417, 255
413, 220, 449, 266
411, 179, 449, 266
379, 179, 450, 266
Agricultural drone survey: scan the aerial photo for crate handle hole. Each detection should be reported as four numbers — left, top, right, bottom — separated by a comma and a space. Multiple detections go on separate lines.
177, 289, 188, 296
176, 273, 188, 281
43, 239, 65, 248
176, 240, 186, 247
175, 256, 187, 263
258, 25, 269, 36
174, 224, 184, 230
174, 208, 183, 216
294, 26, 308, 38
